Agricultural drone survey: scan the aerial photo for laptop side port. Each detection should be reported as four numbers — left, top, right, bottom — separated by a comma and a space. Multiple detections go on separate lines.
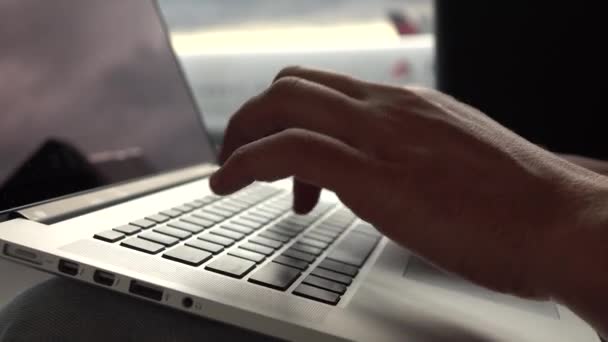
58, 259, 79, 276
93, 270, 115, 286
129, 280, 163, 301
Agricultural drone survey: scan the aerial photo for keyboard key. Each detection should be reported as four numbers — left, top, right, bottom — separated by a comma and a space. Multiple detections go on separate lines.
267, 227, 298, 238
283, 249, 316, 263
247, 210, 276, 220
173, 204, 195, 213
163, 246, 212, 266
297, 238, 329, 250
293, 284, 340, 305
327, 233, 379, 267
181, 216, 214, 228
249, 236, 283, 249
310, 228, 340, 239
275, 222, 305, 234
198, 233, 234, 247
187, 200, 205, 208
112, 225, 141, 236
303, 275, 347, 294
145, 214, 170, 223
186, 239, 224, 254
202, 207, 233, 218
273, 255, 309, 271
221, 223, 254, 235
352, 223, 382, 238
317, 222, 346, 233
232, 219, 262, 230
160, 209, 182, 218
291, 243, 323, 256
223, 200, 249, 210
211, 228, 245, 241
121, 238, 164, 254
193, 211, 223, 223
259, 231, 291, 243
139, 231, 179, 247
130, 219, 156, 229
94, 230, 125, 242
248, 263, 301, 291
304, 233, 334, 244
257, 206, 283, 215
311, 268, 353, 285
168, 221, 204, 234
318, 259, 358, 277
239, 242, 274, 256
240, 215, 268, 225
205, 255, 256, 278
153, 226, 192, 240
215, 202, 243, 213
229, 248, 265, 263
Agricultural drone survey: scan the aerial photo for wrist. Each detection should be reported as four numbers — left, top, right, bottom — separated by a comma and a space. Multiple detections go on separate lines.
539, 175, 608, 335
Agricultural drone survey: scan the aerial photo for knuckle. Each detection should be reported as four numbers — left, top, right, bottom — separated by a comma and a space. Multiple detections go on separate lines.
268, 76, 304, 98
230, 145, 253, 165
282, 127, 312, 144
275, 65, 304, 80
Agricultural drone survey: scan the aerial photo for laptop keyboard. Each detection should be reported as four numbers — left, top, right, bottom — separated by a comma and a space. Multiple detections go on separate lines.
93, 183, 382, 305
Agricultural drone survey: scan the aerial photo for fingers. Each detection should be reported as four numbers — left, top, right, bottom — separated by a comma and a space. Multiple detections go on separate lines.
292, 180, 321, 214
210, 128, 375, 197
274, 66, 369, 99
219, 76, 370, 164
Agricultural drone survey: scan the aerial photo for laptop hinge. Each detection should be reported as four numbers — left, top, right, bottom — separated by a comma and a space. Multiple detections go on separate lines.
14, 164, 217, 224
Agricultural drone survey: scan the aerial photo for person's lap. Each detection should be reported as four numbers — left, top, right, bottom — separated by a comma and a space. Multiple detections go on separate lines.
0, 277, 279, 342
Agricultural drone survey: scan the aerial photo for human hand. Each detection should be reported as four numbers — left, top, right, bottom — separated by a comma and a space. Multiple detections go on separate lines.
210, 67, 608, 308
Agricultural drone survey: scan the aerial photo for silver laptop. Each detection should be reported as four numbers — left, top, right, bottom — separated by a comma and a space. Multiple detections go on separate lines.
0, 1, 599, 341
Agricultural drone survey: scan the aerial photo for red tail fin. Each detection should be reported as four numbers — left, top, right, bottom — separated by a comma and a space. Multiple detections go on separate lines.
388, 10, 418, 36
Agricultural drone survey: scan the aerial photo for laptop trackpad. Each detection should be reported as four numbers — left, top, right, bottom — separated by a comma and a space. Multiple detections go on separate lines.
403, 257, 559, 319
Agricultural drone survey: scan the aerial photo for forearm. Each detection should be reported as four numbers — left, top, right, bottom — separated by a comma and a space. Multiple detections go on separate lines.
559, 154, 608, 176
541, 177, 608, 338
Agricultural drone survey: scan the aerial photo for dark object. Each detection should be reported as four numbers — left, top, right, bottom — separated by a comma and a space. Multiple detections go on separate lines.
205, 255, 256, 278
239, 242, 275, 256
318, 259, 359, 277
273, 255, 309, 271
293, 284, 341, 305
282, 249, 316, 263
436, 1, 606, 159
311, 268, 353, 286
248, 263, 301, 290
162, 246, 212, 266
228, 248, 266, 263
327, 232, 379, 267
303, 275, 347, 295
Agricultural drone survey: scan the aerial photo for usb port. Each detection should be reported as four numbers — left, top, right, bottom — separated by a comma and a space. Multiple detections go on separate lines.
58, 259, 79, 276
93, 270, 115, 286
129, 281, 163, 301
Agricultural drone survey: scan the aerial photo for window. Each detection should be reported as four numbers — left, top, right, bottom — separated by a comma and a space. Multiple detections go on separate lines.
158, 0, 435, 140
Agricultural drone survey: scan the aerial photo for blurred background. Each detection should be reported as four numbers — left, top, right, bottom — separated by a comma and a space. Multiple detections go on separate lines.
158, 0, 435, 145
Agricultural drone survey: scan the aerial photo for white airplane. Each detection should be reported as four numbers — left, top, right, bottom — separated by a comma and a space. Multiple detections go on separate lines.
170, 13, 435, 140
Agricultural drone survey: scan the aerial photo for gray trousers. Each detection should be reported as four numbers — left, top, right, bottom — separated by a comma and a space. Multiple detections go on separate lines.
0, 277, 280, 341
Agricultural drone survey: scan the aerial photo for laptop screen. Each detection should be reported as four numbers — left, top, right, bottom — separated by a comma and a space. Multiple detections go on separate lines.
0, 0, 215, 214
